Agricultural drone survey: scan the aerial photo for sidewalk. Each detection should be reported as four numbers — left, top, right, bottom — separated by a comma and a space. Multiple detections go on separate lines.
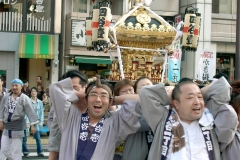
27, 134, 49, 145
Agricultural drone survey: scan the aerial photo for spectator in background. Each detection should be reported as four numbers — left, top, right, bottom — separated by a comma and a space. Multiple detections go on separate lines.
29, 87, 45, 157
21, 80, 31, 97
213, 72, 229, 82
0, 79, 38, 160
37, 83, 45, 101
120, 76, 153, 160
22, 116, 30, 158
112, 79, 135, 160
134, 76, 153, 94
36, 76, 43, 86
0, 77, 7, 160
114, 79, 134, 96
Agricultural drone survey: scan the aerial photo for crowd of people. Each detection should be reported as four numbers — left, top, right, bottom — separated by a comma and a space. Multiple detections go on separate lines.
0, 70, 240, 160
0, 75, 50, 159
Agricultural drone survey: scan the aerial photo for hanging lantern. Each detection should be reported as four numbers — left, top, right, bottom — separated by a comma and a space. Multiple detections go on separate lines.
86, 17, 93, 50
97, 1, 112, 47
92, 6, 99, 45
192, 13, 201, 51
182, 7, 196, 51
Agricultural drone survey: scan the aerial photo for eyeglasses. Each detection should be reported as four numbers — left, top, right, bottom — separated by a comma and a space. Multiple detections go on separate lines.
119, 88, 134, 94
73, 86, 83, 91
88, 93, 110, 100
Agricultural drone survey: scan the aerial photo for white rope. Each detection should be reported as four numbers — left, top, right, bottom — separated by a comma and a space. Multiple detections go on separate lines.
161, 53, 168, 83
112, 29, 125, 79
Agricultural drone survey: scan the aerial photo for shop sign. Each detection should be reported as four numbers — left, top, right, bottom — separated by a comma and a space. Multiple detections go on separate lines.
35, 0, 44, 12
168, 49, 182, 83
3, 0, 17, 5
66, 65, 79, 72
198, 49, 216, 81
71, 20, 86, 46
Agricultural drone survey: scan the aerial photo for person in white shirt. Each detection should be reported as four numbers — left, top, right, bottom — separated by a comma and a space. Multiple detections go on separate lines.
139, 77, 237, 160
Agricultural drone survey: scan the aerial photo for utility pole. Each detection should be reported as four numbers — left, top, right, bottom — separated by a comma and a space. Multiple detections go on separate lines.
235, 0, 240, 79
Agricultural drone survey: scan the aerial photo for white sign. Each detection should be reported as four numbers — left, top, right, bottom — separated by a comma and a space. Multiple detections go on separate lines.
66, 65, 79, 72
198, 49, 216, 81
4, 0, 17, 5
71, 20, 86, 46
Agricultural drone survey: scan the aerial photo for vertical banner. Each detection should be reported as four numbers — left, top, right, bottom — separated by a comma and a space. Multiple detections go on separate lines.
168, 49, 182, 83
198, 49, 216, 81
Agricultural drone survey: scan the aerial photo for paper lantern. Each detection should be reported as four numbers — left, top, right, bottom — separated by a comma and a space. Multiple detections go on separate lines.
192, 13, 201, 51
182, 9, 196, 50
97, 1, 112, 46
86, 17, 93, 50
92, 6, 99, 45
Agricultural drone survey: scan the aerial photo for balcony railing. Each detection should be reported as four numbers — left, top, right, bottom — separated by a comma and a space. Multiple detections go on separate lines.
0, 11, 51, 33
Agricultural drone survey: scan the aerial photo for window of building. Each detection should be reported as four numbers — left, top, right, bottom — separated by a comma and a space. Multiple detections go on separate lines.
212, 0, 237, 14
0, 0, 54, 33
72, 0, 123, 15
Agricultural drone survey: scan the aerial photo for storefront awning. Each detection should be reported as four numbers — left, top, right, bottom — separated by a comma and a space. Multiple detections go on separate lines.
18, 34, 55, 59
75, 56, 112, 64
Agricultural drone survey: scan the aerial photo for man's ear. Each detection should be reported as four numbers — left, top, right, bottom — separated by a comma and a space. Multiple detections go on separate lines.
172, 100, 179, 109
109, 98, 114, 106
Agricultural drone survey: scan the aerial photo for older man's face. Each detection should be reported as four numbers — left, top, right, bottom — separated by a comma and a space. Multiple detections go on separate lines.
11, 84, 22, 95
173, 83, 204, 124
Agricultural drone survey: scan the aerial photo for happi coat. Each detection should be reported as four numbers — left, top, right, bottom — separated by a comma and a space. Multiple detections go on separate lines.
50, 78, 142, 160
121, 116, 151, 160
205, 79, 239, 160
0, 93, 39, 138
139, 77, 234, 160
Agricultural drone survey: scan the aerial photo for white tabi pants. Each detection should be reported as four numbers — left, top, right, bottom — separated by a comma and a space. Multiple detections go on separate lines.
1, 135, 22, 160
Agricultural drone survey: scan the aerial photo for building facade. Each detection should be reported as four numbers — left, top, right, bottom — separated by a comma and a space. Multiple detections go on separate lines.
0, 0, 61, 89
61, 0, 237, 81
60, 0, 179, 78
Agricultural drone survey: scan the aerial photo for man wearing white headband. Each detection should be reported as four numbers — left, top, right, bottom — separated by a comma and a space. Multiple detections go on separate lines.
49, 75, 142, 160
0, 79, 39, 160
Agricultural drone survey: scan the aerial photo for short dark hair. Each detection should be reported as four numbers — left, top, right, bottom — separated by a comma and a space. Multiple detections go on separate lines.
213, 73, 229, 81
231, 94, 240, 116
37, 76, 42, 80
114, 79, 134, 96
22, 80, 28, 84
59, 70, 88, 87
178, 77, 192, 83
133, 76, 152, 93
85, 79, 113, 98
30, 86, 38, 93
172, 80, 197, 101
37, 83, 44, 90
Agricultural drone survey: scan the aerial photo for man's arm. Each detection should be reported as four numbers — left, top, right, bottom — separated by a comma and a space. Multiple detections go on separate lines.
139, 84, 170, 133
49, 78, 78, 132
0, 95, 6, 130
214, 104, 238, 151
202, 77, 231, 118
92, 100, 142, 160
202, 77, 238, 150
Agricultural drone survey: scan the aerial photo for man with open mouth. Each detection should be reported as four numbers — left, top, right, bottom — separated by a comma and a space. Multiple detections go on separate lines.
49, 75, 142, 160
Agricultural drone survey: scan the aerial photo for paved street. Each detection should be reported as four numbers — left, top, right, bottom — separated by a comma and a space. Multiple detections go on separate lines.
22, 134, 49, 160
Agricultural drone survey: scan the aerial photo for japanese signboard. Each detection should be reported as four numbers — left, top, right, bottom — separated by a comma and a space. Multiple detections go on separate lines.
168, 49, 182, 83
3, 0, 17, 5
71, 20, 86, 46
198, 49, 216, 81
